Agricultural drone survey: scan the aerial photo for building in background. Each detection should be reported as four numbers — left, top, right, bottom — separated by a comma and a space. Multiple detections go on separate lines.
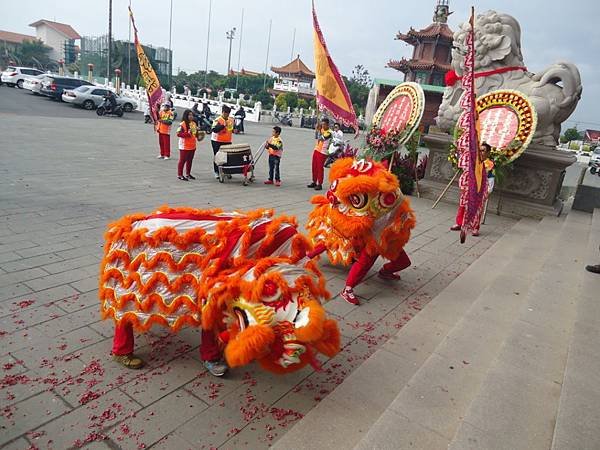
79, 35, 172, 85
0, 30, 37, 60
365, 0, 453, 131
584, 129, 600, 145
29, 19, 80, 63
228, 68, 261, 77
270, 55, 315, 99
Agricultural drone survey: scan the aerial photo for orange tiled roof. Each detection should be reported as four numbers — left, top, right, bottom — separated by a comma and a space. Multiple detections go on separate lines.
0, 30, 37, 45
388, 58, 452, 73
29, 19, 81, 40
271, 55, 314, 77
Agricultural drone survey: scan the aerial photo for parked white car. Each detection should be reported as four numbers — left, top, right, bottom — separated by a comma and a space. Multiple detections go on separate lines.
23, 74, 52, 94
1, 66, 45, 88
62, 86, 138, 112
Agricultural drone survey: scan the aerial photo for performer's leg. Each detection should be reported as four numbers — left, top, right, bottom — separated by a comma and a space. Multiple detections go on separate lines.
177, 150, 185, 177
315, 152, 327, 187
158, 133, 165, 157
163, 134, 171, 158
379, 249, 411, 280
341, 251, 378, 306
112, 322, 134, 355
112, 322, 145, 369
211, 141, 221, 175
200, 329, 227, 377
308, 151, 318, 186
185, 150, 195, 176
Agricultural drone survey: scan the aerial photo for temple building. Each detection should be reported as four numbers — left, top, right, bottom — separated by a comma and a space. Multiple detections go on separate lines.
365, 0, 453, 131
269, 55, 316, 99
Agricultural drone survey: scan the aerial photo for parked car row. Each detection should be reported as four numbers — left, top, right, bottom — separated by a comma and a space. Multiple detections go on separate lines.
2, 66, 137, 113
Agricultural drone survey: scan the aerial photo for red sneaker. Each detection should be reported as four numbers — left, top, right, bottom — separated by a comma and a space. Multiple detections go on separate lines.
340, 287, 360, 306
264, 180, 274, 185
378, 270, 401, 281
450, 224, 461, 231
275, 181, 281, 186
472, 230, 480, 237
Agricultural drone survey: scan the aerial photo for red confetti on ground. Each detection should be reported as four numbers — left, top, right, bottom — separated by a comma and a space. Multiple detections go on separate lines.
13, 300, 35, 309
73, 432, 108, 448
27, 430, 46, 439
79, 390, 102, 405
3, 362, 16, 371
0, 331, 7, 337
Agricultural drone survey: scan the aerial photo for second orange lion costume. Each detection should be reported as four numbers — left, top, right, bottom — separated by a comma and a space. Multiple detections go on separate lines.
306, 158, 416, 305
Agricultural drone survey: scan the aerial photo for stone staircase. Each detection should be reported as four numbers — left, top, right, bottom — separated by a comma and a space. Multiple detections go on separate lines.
273, 209, 600, 450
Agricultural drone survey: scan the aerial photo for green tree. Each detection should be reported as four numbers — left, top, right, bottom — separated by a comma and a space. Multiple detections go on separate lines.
297, 98, 309, 110
275, 93, 287, 110
283, 92, 299, 109
350, 64, 372, 87
14, 39, 52, 68
254, 90, 274, 108
562, 127, 582, 142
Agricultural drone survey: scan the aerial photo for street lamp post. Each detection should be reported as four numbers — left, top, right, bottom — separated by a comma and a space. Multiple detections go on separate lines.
235, 8, 244, 91
204, 0, 212, 88
226, 27, 236, 76
168, 0, 173, 87
263, 19, 272, 90
107, 0, 112, 81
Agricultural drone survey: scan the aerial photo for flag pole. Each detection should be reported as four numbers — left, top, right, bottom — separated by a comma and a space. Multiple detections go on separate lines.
263, 19, 272, 90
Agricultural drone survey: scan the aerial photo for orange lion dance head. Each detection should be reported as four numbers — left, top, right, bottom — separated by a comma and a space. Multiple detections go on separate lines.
306, 158, 416, 264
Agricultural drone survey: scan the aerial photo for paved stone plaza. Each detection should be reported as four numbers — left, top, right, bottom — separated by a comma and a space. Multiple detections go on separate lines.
0, 88, 515, 449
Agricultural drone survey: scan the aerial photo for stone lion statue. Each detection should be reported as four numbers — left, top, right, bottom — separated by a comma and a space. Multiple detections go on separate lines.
437, 10, 582, 147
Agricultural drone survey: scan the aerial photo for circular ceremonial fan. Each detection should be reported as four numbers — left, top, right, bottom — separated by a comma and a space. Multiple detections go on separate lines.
372, 82, 425, 146
475, 89, 537, 162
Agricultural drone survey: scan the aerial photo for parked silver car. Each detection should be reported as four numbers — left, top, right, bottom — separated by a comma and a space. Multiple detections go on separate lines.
62, 86, 138, 112
23, 74, 52, 94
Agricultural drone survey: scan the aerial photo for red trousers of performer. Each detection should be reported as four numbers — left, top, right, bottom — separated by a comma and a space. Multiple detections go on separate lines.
346, 249, 411, 288
455, 205, 482, 232
311, 151, 327, 185
178, 149, 196, 177
158, 133, 171, 157
112, 322, 222, 361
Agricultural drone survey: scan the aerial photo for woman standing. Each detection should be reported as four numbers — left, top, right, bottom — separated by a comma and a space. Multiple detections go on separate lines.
176, 109, 204, 181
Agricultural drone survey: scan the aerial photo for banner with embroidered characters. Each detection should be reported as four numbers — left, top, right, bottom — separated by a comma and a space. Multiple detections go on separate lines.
129, 7, 162, 123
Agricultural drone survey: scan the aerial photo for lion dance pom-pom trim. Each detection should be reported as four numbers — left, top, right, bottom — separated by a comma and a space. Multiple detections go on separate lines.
99, 206, 340, 374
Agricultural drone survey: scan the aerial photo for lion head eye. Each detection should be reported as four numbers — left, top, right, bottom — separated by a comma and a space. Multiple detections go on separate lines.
349, 193, 368, 209
330, 179, 338, 191
379, 192, 397, 208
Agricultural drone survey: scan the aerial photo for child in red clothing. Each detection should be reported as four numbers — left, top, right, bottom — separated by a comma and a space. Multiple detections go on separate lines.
156, 104, 174, 159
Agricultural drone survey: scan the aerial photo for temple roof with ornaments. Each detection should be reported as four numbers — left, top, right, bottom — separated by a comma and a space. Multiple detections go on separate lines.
271, 55, 315, 78
395, 22, 454, 45
387, 58, 452, 73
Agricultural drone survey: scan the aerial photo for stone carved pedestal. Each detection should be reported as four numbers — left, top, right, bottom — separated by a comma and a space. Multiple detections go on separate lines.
420, 132, 576, 218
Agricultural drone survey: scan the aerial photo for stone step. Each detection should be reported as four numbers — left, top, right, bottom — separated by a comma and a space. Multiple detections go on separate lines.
551, 208, 600, 450
273, 218, 540, 450
447, 211, 592, 450
354, 215, 566, 450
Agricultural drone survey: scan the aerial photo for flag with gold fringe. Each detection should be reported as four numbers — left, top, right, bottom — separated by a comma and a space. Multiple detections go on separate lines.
312, 0, 358, 130
456, 7, 487, 241
129, 6, 162, 123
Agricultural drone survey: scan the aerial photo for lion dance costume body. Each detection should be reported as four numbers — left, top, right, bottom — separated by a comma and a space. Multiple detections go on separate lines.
306, 158, 416, 305
99, 206, 340, 374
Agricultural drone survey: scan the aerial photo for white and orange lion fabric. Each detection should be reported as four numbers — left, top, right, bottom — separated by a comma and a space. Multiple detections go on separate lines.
99, 206, 340, 374
305, 158, 416, 304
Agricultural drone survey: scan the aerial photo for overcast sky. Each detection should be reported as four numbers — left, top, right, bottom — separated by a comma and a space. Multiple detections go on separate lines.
3, 0, 598, 128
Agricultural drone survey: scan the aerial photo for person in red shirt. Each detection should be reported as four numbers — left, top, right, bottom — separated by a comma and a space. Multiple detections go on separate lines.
176, 109, 204, 181
156, 104, 174, 159
307, 118, 332, 191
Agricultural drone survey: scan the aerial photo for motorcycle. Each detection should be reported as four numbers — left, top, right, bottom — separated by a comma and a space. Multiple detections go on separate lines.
97, 103, 124, 117
272, 111, 293, 126
324, 140, 358, 168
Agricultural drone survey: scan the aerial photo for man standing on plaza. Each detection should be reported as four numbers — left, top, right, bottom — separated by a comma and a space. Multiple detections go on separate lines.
156, 103, 174, 160
307, 118, 332, 191
210, 105, 234, 179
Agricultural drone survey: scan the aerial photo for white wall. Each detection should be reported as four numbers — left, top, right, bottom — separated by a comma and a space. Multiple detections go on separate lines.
34, 24, 66, 61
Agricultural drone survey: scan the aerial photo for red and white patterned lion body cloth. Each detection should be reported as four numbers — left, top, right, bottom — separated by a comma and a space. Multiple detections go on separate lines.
99, 206, 340, 373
